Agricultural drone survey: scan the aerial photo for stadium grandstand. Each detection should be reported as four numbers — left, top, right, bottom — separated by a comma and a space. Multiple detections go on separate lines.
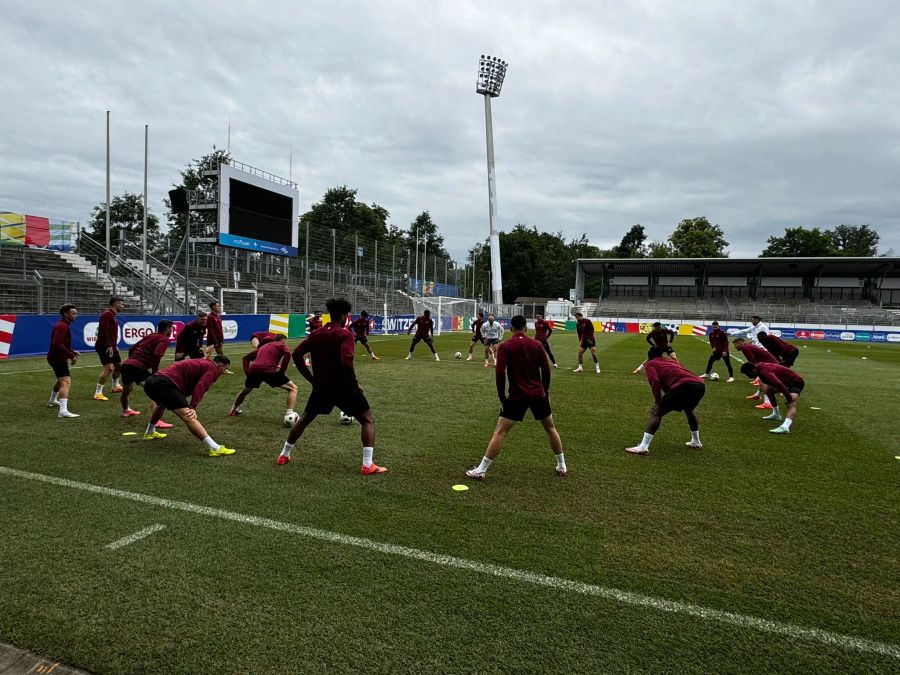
574, 257, 900, 326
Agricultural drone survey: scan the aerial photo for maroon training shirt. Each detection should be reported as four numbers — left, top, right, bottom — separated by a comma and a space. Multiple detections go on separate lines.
576, 318, 594, 341
756, 362, 804, 399
646, 327, 675, 348
735, 342, 778, 364
496, 333, 550, 400
206, 311, 224, 346
96, 308, 119, 352
533, 319, 552, 342
249, 341, 292, 373
156, 358, 222, 408
409, 315, 434, 338
350, 317, 370, 338
644, 357, 704, 401
759, 333, 799, 360
293, 322, 359, 392
47, 319, 76, 364
252, 331, 278, 347
123, 333, 170, 372
307, 316, 323, 333
709, 327, 729, 353
175, 320, 205, 354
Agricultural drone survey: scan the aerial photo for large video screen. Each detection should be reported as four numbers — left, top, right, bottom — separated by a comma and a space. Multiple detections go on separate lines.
218, 164, 300, 257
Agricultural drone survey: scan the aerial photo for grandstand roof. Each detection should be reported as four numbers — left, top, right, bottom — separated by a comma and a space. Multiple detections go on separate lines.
576, 257, 900, 278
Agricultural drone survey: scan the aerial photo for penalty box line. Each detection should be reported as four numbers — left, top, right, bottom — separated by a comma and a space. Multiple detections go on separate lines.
0, 465, 897, 661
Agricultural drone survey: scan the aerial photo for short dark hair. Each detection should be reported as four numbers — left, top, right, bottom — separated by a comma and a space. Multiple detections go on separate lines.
274, 334, 287, 341
196, 311, 207, 318
157, 320, 173, 333
711, 321, 719, 326
209, 300, 220, 309
213, 355, 231, 367
60, 304, 77, 316
109, 296, 123, 305
751, 315, 762, 320
652, 321, 661, 327
511, 315, 526, 330
574, 312, 583, 318
423, 309, 431, 317
647, 346, 667, 360
360, 310, 368, 318
740, 362, 757, 378
477, 312, 484, 318
757, 331, 768, 339
326, 297, 352, 318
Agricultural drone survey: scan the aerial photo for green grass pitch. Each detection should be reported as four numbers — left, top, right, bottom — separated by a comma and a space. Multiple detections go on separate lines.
0, 333, 898, 673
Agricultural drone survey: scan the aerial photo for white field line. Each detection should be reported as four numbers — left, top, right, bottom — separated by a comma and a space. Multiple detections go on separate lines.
105, 523, 166, 550
0, 466, 897, 660
692, 336, 745, 364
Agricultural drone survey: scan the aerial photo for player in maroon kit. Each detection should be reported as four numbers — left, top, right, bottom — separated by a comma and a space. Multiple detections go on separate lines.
466, 315, 566, 480
120, 320, 173, 417
573, 312, 599, 373
350, 311, 379, 360
740, 362, 804, 434
47, 304, 80, 418
532, 314, 559, 368
307, 311, 323, 334
251, 331, 279, 349
733, 337, 779, 409
142, 355, 235, 456
757, 331, 799, 367
626, 347, 705, 455
174, 311, 207, 361
632, 322, 677, 374
205, 300, 225, 357
405, 309, 439, 361
465, 312, 485, 361
94, 296, 124, 401
229, 335, 298, 418
701, 321, 734, 382
276, 297, 386, 475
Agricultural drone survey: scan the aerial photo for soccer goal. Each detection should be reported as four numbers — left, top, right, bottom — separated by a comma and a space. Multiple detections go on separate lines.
410, 296, 478, 336
220, 288, 258, 314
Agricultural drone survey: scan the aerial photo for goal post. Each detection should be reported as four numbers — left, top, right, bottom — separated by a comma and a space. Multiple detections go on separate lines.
220, 288, 258, 314
409, 296, 478, 336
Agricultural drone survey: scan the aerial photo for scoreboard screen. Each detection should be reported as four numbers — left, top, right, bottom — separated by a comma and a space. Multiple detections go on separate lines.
218, 163, 299, 257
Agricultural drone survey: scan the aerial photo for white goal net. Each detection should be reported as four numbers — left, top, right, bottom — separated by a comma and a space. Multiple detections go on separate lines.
410, 296, 478, 336
220, 288, 258, 314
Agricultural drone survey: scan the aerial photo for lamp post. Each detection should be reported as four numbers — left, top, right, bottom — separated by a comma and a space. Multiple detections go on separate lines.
476, 55, 508, 307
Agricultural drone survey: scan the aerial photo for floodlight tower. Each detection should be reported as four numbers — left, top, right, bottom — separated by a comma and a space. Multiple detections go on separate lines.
476, 55, 508, 307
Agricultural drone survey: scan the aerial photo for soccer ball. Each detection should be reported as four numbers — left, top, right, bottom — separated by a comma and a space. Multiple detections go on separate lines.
283, 411, 300, 427
338, 413, 354, 425
710, 372, 720, 381
454, 351, 462, 359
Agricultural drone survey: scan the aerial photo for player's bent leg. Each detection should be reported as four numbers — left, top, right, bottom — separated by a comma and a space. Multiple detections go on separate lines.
282, 382, 298, 411
468, 417, 517, 479
287, 410, 316, 444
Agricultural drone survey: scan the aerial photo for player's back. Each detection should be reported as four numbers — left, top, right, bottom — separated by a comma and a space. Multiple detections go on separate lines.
300, 324, 358, 391
158, 358, 217, 394
498, 335, 547, 399
126, 333, 169, 369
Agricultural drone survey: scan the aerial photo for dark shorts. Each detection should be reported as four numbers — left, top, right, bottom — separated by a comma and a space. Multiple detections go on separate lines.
304, 387, 370, 418
244, 371, 291, 389
411, 335, 433, 347
121, 363, 151, 386
471, 335, 483, 344
580, 338, 596, 350
659, 381, 705, 414
48, 360, 69, 379
174, 350, 204, 362
500, 396, 552, 422
354, 335, 369, 345
485, 338, 500, 347
96, 346, 121, 366
781, 352, 799, 367
144, 375, 190, 410
787, 381, 804, 396
710, 350, 730, 359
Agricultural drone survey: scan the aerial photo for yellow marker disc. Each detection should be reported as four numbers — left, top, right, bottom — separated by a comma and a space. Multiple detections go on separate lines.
810, 407, 822, 410
451, 484, 469, 491
122, 432, 138, 436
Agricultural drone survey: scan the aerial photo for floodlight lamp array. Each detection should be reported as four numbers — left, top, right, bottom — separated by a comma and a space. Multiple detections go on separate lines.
476, 55, 508, 97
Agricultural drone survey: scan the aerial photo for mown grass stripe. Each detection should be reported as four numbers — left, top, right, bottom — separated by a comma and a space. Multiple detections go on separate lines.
1, 465, 897, 660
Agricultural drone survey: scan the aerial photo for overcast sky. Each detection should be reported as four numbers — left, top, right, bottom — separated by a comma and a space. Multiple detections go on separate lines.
3, 0, 900, 260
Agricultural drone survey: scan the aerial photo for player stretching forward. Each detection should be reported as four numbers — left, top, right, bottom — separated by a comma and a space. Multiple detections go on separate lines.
229, 335, 297, 418
205, 300, 225, 357
480, 315, 505, 367
573, 312, 600, 373
740, 362, 804, 434
533, 314, 559, 368
465, 312, 485, 361
47, 304, 80, 418
626, 347, 705, 455
466, 315, 566, 480
733, 337, 779, 409
701, 321, 734, 382
174, 311, 207, 361
350, 311, 379, 360
277, 297, 386, 474
142, 355, 235, 456
120, 320, 173, 417
757, 331, 799, 367
405, 309, 439, 361
729, 314, 768, 386
94, 296, 124, 400
251, 331, 279, 349
632, 322, 676, 374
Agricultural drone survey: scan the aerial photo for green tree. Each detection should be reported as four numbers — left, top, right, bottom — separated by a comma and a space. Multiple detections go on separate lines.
668, 217, 728, 257
614, 224, 648, 258
647, 241, 677, 258
165, 147, 230, 243
828, 224, 879, 256
83, 192, 161, 251
404, 211, 448, 259
762, 227, 837, 256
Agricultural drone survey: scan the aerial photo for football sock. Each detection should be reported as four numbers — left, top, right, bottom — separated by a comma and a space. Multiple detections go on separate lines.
640, 432, 654, 450
281, 441, 294, 458
476, 456, 493, 473
691, 430, 701, 444
59, 398, 69, 414
202, 436, 220, 451
362, 446, 374, 467
95, 384, 103, 395
112, 378, 120, 388
285, 408, 294, 415
145, 423, 156, 435
49, 391, 59, 405
556, 453, 567, 472
782, 419, 793, 430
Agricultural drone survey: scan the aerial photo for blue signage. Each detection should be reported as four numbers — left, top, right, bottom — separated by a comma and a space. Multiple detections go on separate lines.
218, 233, 297, 257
